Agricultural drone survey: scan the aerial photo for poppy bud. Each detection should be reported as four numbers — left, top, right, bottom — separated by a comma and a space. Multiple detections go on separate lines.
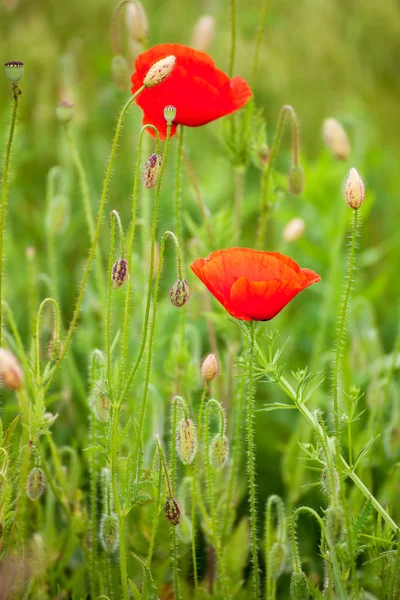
0, 348, 23, 390
47, 336, 63, 362
288, 164, 305, 195
165, 497, 181, 526
325, 505, 344, 543
142, 153, 162, 189
290, 571, 310, 600
283, 217, 305, 243
169, 279, 190, 307
200, 353, 220, 382
144, 55, 176, 88
4, 60, 24, 82
111, 55, 130, 90
100, 513, 119, 554
383, 425, 400, 460
46, 194, 70, 235
26, 467, 46, 501
269, 541, 287, 579
322, 118, 350, 160
191, 15, 215, 52
125, 1, 149, 43
164, 105, 177, 124
112, 258, 128, 289
210, 434, 229, 470
258, 143, 270, 165
177, 419, 197, 465
92, 388, 110, 422
344, 168, 365, 210
55, 100, 74, 124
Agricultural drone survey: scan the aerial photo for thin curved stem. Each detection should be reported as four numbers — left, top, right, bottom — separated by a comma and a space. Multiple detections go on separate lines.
174, 126, 184, 258
251, 0, 269, 85
229, 0, 236, 77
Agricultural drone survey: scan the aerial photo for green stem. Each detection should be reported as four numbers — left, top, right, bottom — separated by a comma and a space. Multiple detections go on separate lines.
175, 126, 184, 256
251, 0, 269, 85
234, 165, 245, 245
170, 398, 181, 600
146, 456, 163, 568
229, 0, 236, 77
0, 85, 19, 347
265, 495, 286, 599
106, 213, 117, 395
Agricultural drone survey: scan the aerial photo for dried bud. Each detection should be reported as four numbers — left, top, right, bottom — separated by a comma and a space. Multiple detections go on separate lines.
92, 387, 110, 422
210, 434, 229, 470
144, 55, 176, 87
191, 15, 215, 51
290, 571, 310, 600
322, 118, 350, 160
283, 218, 305, 243
164, 105, 177, 124
46, 194, 70, 235
55, 100, 74, 123
165, 497, 181, 526
0, 348, 23, 390
100, 513, 119, 554
169, 279, 190, 308
4, 60, 24, 82
177, 419, 197, 465
200, 353, 219, 382
344, 168, 365, 210
142, 153, 162, 189
325, 505, 344, 543
126, 1, 149, 43
288, 165, 305, 195
47, 336, 63, 362
111, 55, 130, 90
269, 541, 287, 579
26, 467, 45, 501
112, 258, 128, 289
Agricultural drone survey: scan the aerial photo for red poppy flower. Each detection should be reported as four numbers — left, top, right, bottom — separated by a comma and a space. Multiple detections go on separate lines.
190, 247, 321, 321
131, 43, 252, 139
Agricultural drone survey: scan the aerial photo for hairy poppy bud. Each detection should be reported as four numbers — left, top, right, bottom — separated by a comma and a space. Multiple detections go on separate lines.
112, 258, 128, 289
210, 434, 229, 470
165, 497, 181, 526
4, 60, 24, 82
269, 541, 287, 579
26, 467, 46, 501
0, 348, 23, 390
200, 353, 219, 382
325, 505, 344, 543
288, 165, 305, 195
191, 15, 215, 51
111, 55, 130, 90
290, 571, 310, 600
47, 336, 63, 362
169, 279, 190, 308
344, 168, 365, 210
46, 194, 70, 235
177, 419, 197, 465
164, 105, 177, 124
258, 143, 270, 165
92, 387, 110, 422
56, 100, 74, 124
142, 153, 162, 189
126, 1, 149, 43
100, 513, 119, 554
283, 217, 305, 243
383, 425, 400, 460
144, 55, 176, 88
322, 118, 350, 160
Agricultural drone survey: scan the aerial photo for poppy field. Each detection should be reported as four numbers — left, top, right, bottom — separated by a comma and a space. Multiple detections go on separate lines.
1, 0, 400, 598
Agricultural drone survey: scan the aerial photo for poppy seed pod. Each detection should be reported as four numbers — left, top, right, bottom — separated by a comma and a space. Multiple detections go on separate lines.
26, 467, 46, 501
165, 497, 181, 526
142, 153, 162, 189
169, 279, 190, 307
322, 118, 350, 160
344, 168, 365, 210
290, 571, 310, 600
0, 348, 23, 390
191, 15, 215, 52
55, 100, 74, 123
164, 104, 177, 124
143, 55, 176, 88
4, 60, 24, 82
100, 513, 119, 554
177, 419, 197, 465
200, 353, 220, 382
210, 434, 229, 470
283, 218, 305, 243
112, 258, 128, 289
288, 165, 305, 195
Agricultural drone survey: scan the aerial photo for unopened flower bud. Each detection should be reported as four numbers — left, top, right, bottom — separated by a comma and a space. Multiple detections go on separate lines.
170, 279, 190, 307
344, 168, 365, 210
126, 1, 149, 43
55, 100, 74, 123
46, 194, 70, 235
269, 541, 287, 579
100, 513, 119, 553
325, 505, 344, 543
200, 353, 219, 382
0, 348, 23, 390
92, 388, 110, 422
177, 419, 197, 465
288, 164, 305, 195
26, 467, 45, 501
111, 55, 130, 90
383, 426, 400, 460
165, 497, 181, 526
164, 105, 177, 124
283, 218, 305, 243
144, 55, 176, 88
210, 434, 229, 470
47, 336, 63, 362
112, 258, 128, 289
322, 118, 350, 160
258, 143, 270, 165
4, 61, 24, 82
191, 15, 215, 51
290, 571, 310, 600
142, 153, 162, 189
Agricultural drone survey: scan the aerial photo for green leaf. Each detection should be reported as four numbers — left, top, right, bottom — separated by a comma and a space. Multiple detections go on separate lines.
131, 552, 159, 600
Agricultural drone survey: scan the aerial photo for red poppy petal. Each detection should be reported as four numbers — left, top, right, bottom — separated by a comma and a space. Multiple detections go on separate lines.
300, 268, 321, 287
190, 258, 228, 310
230, 77, 253, 109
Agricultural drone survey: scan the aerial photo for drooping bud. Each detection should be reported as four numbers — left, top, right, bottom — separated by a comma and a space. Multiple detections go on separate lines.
125, 1, 149, 44
177, 419, 197, 465
344, 168, 365, 210
92, 386, 110, 422
144, 55, 176, 88
111, 55, 130, 90
290, 571, 310, 600
4, 61, 24, 82
269, 541, 287, 579
258, 143, 270, 165
55, 100, 74, 124
383, 426, 400, 460
26, 467, 46, 501
191, 15, 215, 51
46, 194, 70, 235
164, 105, 177, 124
283, 217, 305, 243
142, 153, 162, 189
210, 434, 229, 470
200, 353, 220, 382
112, 258, 128, 289
322, 118, 350, 160
165, 497, 181, 526
325, 505, 344, 543
169, 279, 190, 307
0, 348, 23, 390
100, 513, 119, 554
288, 165, 305, 195
47, 336, 63, 362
